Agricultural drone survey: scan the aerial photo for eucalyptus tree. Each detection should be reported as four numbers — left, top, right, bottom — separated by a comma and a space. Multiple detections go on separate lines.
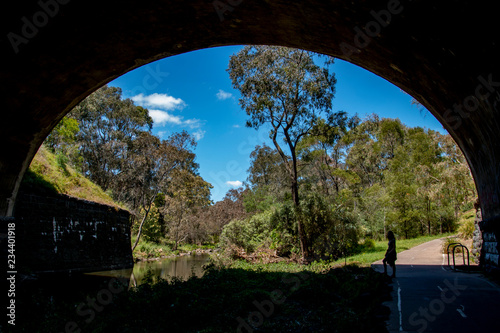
228, 46, 339, 257
298, 113, 359, 196
247, 144, 290, 199
130, 131, 198, 251
70, 85, 153, 191
162, 169, 213, 250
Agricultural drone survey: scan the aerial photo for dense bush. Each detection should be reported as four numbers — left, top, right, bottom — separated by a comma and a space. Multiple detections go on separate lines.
457, 209, 475, 239
269, 202, 300, 256
219, 209, 274, 253
131, 204, 163, 243
220, 193, 360, 258
299, 193, 359, 257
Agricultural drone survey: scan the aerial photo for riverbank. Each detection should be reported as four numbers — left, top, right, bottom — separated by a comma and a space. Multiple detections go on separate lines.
214, 233, 456, 268
131, 236, 217, 261
133, 233, 455, 264
13, 234, 466, 332
135, 248, 216, 262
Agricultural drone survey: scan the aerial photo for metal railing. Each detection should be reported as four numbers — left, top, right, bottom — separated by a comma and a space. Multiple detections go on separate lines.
447, 242, 470, 271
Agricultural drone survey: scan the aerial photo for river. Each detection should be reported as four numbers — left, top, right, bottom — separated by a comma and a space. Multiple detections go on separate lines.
130, 253, 212, 286
14, 254, 212, 329
86, 253, 212, 287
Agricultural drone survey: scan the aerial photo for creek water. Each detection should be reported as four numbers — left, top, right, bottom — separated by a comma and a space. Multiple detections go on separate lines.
129, 253, 212, 286
85, 253, 212, 287
14, 254, 212, 330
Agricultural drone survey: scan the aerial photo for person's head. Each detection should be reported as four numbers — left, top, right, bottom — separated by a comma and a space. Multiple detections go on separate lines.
387, 231, 395, 240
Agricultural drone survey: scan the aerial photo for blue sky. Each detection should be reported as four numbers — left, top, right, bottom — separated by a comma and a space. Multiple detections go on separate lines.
110, 45, 447, 203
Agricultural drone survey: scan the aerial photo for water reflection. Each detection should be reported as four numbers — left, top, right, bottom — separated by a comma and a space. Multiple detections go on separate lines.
83, 254, 212, 289
130, 253, 211, 286
15, 255, 212, 331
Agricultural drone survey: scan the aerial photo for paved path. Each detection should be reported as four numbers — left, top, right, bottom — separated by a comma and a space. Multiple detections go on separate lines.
372, 238, 500, 332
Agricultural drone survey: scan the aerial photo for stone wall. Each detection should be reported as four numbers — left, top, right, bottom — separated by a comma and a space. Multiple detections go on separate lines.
471, 208, 483, 263
14, 191, 134, 273
479, 215, 500, 272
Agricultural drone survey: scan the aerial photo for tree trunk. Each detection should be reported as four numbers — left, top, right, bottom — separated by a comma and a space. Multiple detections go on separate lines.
291, 171, 309, 258
131, 209, 150, 251
427, 198, 431, 236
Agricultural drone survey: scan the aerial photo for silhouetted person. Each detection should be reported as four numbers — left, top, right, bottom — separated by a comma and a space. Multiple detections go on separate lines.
383, 231, 397, 278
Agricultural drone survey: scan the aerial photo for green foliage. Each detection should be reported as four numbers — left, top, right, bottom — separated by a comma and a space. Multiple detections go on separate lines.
357, 238, 376, 252
133, 204, 163, 243
243, 184, 281, 213
457, 209, 475, 239
44, 116, 80, 166
299, 193, 359, 257
219, 210, 274, 253
442, 237, 464, 254
221, 193, 360, 259
22, 145, 121, 208
269, 202, 299, 255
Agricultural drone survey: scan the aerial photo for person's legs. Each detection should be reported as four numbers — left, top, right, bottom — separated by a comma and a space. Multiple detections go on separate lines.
390, 263, 396, 278
383, 258, 388, 275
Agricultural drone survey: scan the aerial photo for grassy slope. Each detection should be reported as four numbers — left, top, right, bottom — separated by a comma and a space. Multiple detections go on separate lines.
22, 145, 123, 209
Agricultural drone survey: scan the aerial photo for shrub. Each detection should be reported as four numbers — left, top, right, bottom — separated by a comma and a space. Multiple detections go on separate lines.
358, 238, 376, 252
269, 202, 299, 256
442, 237, 463, 254
457, 209, 475, 239
132, 204, 163, 243
299, 193, 359, 258
219, 210, 274, 253
220, 193, 362, 258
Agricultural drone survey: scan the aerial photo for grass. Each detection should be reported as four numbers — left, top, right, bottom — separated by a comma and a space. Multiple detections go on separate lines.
330, 233, 454, 267
131, 235, 216, 260
132, 232, 455, 266
13, 232, 458, 332
13, 264, 392, 333
457, 208, 476, 239
22, 145, 123, 209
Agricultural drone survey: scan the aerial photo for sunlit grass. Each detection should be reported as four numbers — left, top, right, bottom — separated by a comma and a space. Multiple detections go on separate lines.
336, 233, 454, 266
131, 235, 216, 260
23, 145, 123, 209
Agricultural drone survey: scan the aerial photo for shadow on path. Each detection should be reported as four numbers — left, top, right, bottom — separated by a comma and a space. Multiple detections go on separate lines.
372, 238, 500, 332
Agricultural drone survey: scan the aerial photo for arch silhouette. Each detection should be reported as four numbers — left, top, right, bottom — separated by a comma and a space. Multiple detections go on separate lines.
1, 0, 499, 226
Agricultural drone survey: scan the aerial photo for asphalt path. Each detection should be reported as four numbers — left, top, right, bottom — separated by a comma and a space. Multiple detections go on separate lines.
372, 238, 500, 332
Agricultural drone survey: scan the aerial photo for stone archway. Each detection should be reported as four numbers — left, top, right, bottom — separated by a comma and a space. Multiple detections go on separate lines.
1, 0, 499, 239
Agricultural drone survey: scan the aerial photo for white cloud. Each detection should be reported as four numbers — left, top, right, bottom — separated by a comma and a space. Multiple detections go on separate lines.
183, 118, 202, 129
193, 129, 206, 141
216, 89, 233, 100
226, 180, 243, 187
133, 93, 205, 133
148, 109, 202, 129
233, 124, 241, 128
132, 93, 186, 110
149, 110, 183, 126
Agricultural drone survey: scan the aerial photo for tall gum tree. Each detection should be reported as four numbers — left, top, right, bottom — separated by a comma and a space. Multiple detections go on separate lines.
228, 46, 340, 258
